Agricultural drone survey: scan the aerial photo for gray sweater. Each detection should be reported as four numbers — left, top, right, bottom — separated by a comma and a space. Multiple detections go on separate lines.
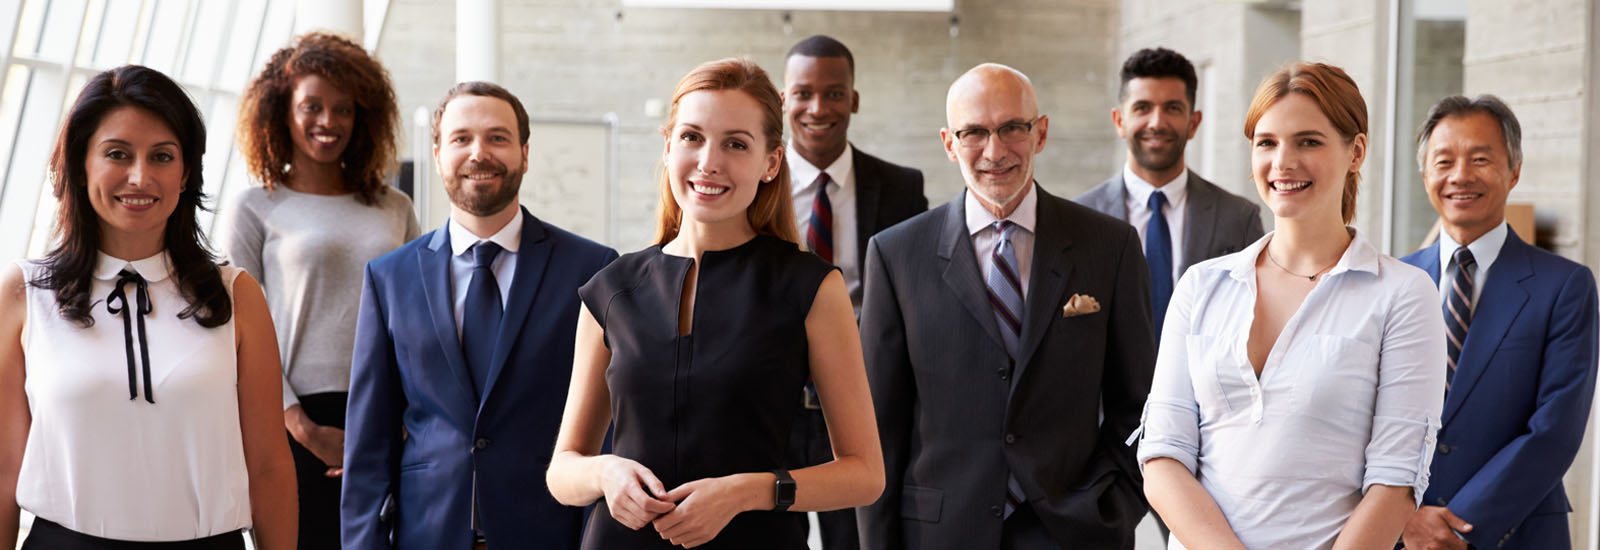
218, 185, 421, 409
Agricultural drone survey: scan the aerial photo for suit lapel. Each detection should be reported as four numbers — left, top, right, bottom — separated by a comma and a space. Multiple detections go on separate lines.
1010, 191, 1073, 392
479, 207, 551, 410
417, 228, 479, 405
1181, 173, 1219, 275
937, 192, 1007, 352
853, 148, 882, 268
1442, 232, 1533, 424
1098, 175, 1130, 221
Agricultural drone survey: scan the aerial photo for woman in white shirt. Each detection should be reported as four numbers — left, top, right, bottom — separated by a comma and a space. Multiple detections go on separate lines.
1138, 61, 1445, 549
0, 65, 296, 549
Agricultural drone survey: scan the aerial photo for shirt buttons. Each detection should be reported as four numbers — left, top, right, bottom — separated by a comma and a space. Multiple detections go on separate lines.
1004, 433, 1016, 444
474, 438, 491, 450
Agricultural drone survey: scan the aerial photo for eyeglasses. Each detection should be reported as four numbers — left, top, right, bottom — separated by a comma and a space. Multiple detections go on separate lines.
951, 116, 1042, 148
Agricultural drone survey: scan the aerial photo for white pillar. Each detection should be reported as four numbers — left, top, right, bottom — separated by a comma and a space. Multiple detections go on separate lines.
294, 0, 363, 42
456, 0, 500, 83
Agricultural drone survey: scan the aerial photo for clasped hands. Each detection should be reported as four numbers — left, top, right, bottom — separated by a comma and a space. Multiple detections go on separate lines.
601, 456, 760, 548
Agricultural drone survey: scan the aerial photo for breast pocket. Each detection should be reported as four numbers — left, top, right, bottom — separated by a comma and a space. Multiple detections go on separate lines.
1186, 334, 1247, 417
1291, 335, 1379, 415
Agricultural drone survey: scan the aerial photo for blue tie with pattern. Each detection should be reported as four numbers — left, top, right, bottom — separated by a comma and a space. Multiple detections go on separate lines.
463, 241, 504, 398
983, 221, 1028, 518
1445, 247, 1476, 391
1146, 191, 1173, 341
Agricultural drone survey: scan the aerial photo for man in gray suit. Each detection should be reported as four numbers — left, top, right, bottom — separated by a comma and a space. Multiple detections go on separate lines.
1076, 47, 1263, 341
858, 63, 1155, 550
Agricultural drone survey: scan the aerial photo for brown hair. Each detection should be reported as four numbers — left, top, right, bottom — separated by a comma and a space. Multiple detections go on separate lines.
430, 81, 531, 146
652, 58, 797, 245
1244, 61, 1367, 224
237, 32, 399, 205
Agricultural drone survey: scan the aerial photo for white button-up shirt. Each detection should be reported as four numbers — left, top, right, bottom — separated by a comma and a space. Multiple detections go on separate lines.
1436, 222, 1508, 314
1137, 229, 1445, 549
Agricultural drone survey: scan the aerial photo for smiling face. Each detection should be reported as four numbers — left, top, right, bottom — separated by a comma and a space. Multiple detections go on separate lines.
288, 74, 355, 167
1422, 112, 1520, 245
86, 106, 186, 252
941, 66, 1048, 217
664, 89, 784, 231
783, 54, 857, 167
1113, 76, 1199, 184
434, 94, 528, 218
1249, 93, 1365, 225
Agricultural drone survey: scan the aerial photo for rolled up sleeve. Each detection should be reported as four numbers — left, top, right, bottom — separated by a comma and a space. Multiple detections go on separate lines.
1136, 268, 1204, 475
1361, 270, 1447, 507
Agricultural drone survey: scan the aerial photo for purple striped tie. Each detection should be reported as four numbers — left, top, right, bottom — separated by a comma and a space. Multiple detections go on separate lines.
1444, 247, 1476, 391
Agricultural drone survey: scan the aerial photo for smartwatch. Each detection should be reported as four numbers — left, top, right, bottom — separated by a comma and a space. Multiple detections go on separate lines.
771, 469, 797, 512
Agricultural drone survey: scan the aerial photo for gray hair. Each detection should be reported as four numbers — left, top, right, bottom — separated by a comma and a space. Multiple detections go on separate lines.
1415, 94, 1522, 171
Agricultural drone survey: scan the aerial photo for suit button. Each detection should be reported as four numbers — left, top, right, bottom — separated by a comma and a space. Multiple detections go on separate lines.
1435, 497, 1448, 506
474, 438, 491, 450
997, 368, 1008, 380
1438, 443, 1452, 454
1004, 433, 1016, 444
990, 505, 1002, 517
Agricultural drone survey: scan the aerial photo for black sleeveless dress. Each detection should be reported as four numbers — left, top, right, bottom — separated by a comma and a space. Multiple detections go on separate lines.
576, 235, 835, 550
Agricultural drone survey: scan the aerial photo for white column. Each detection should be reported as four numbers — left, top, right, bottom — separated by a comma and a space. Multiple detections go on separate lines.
295, 0, 363, 42
456, 0, 500, 83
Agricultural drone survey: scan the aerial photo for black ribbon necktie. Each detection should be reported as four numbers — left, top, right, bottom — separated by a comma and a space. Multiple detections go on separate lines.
107, 269, 155, 403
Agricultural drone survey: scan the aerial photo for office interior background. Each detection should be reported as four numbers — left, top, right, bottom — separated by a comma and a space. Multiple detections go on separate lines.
1, 0, 1597, 547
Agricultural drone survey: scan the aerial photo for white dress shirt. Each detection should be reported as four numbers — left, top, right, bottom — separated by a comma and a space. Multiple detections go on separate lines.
17, 253, 252, 541
1436, 222, 1508, 314
790, 143, 859, 307
1137, 229, 1445, 549
448, 209, 521, 340
966, 184, 1038, 297
1123, 165, 1188, 283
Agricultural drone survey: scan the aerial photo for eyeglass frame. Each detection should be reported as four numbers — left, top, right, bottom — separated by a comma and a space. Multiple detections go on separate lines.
948, 115, 1044, 149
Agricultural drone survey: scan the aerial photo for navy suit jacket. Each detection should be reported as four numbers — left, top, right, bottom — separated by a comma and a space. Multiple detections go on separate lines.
342, 207, 617, 550
1400, 228, 1597, 549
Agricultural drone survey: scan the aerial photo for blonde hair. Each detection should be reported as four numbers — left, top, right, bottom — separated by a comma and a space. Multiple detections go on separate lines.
652, 58, 797, 245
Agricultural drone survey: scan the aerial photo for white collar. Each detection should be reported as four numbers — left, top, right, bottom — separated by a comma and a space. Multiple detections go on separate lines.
1438, 222, 1508, 273
449, 208, 524, 257
787, 142, 855, 192
1213, 227, 1381, 281
966, 182, 1039, 236
1121, 165, 1189, 207
94, 251, 173, 282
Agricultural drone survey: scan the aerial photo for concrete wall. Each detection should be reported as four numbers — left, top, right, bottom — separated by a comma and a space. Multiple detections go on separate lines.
1462, 0, 1597, 544
377, 0, 1119, 251
1299, 0, 1392, 244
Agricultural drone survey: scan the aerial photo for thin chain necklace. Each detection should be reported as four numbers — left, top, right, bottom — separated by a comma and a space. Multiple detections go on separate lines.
1265, 247, 1336, 281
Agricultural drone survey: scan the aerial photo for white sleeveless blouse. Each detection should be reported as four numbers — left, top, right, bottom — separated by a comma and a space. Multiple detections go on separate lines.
15, 252, 251, 541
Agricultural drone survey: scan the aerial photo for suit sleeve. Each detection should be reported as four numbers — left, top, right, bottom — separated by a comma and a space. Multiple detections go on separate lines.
1451, 266, 1598, 547
1100, 225, 1157, 480
856, 237, 911, 550
341, 264, 406, 550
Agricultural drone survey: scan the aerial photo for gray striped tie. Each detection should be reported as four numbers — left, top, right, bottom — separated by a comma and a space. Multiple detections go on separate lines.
1445, 247, 1476, 390
984, 221, 1028, 518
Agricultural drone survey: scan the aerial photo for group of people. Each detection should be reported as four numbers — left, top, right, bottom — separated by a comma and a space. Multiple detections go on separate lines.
0, 27, 1592, 550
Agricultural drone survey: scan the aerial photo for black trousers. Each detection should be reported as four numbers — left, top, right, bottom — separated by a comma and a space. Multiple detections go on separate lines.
785, 405, 859, 550
23, 518, 244, 550
287, 391, 348, 550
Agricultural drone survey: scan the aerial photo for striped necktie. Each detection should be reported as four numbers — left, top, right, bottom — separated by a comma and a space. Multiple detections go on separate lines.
806, 173, 834, 264
983, 221, 1028, 517
1445, 246, 1476, 390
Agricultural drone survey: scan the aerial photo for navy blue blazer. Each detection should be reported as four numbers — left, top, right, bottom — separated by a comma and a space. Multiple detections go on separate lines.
342, 207, 617, 550
1401, 228, 1597, 549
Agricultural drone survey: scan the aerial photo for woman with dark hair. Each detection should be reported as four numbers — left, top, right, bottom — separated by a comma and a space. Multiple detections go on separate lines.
1137, 62, 1444, 548
219, 32, 417, 548
0, 65, 296, 549
546, 58, 883, 549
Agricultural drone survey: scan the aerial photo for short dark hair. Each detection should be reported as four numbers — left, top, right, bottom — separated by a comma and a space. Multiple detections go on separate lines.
785, 34, 855, 77
1119, 47, 1198, 108
1415, 94, 1522, 171
431, 81, 531, 145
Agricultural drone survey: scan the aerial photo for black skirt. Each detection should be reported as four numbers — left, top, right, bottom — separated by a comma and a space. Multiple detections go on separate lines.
22, 518, 245, 550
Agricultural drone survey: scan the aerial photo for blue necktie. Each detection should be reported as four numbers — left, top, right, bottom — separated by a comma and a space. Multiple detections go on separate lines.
983, 221, 1028, 517
462, 241, 504, 398
1146, 191, 1173, 341
1444, 247, 1476, 391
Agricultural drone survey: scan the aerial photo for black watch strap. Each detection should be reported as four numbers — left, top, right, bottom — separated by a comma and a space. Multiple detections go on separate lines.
772, 469, 797, 512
